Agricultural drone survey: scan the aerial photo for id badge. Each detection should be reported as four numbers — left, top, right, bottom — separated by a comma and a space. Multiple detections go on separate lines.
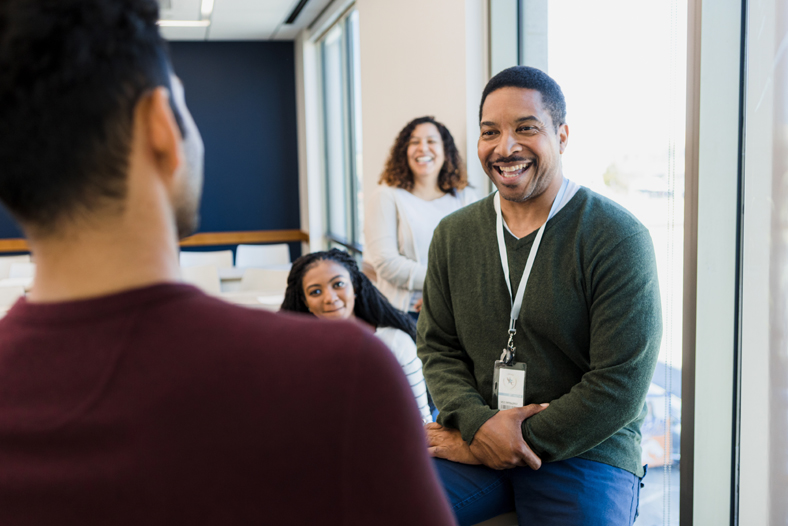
492, 360, 527, 410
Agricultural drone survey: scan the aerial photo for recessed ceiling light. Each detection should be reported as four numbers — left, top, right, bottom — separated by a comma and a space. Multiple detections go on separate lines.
200, 0, 215, 19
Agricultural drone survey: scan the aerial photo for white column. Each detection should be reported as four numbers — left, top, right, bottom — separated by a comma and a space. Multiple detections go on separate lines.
520, 0, 548, 72
490, 0, 519, 75
294, 29, 325, 253
686, 0, 743, 523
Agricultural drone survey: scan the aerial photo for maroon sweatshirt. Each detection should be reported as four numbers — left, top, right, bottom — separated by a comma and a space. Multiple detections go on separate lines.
0, 284, 455, 526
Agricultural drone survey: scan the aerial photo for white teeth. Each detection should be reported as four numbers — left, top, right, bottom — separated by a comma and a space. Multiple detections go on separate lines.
416, 156, 433, 162
499, 163, 531, 173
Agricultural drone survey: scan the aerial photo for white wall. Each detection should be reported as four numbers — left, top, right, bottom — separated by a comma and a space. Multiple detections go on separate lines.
739, 0, 788, 523
356, 0, 489, 205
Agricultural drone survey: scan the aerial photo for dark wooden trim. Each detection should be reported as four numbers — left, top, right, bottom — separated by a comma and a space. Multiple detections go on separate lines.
0, 239, 29, 253
179, 229, 309, 247
0, 230, 309, 253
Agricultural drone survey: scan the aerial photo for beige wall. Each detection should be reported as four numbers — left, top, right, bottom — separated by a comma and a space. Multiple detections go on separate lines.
356, 0, 489, 206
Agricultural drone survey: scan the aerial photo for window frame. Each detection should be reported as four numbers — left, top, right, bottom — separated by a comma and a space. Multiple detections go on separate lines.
317, 9, 363, 256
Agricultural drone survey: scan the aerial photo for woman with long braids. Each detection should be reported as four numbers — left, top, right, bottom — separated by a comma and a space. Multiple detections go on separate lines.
364, 116, 477, 321
281, 249, 431, 421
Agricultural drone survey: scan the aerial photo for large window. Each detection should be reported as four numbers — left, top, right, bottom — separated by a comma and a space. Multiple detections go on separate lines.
318, 10, 363, 254
499, 1, 687, 523
546, 2, 687, 524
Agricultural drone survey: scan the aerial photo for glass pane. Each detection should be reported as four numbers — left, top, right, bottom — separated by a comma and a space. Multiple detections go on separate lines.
547, 1, 686, 524
322, 24, 349, 241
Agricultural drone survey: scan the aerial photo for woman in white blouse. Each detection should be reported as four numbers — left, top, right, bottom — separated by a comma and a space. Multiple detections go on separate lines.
365, 116, 476, 319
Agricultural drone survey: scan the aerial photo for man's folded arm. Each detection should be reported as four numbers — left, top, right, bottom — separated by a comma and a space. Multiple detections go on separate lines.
418, 230, 498, 445
522, 231, 663, 462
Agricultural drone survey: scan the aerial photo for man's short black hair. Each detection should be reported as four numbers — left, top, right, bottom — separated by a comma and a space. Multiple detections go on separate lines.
479, 66, 567, 130
0, 0, 181, 233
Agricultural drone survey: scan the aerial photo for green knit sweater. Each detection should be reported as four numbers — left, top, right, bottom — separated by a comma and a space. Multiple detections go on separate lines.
417, 187, 662, 477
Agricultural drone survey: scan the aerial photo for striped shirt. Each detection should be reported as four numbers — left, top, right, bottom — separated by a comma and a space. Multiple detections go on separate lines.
375, 327, 431, 421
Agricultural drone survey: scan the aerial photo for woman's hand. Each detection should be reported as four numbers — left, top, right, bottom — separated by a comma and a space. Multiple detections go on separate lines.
413, 298, 423, 312
424, 422, 481, 465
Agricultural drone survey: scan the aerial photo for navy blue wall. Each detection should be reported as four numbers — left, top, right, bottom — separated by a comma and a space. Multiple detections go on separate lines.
0, 41, 300, 257
170, 41, 300, 240
0, 205, 22, 239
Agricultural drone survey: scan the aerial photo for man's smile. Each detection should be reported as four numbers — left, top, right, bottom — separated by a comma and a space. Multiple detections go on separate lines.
492, 160, 534, 180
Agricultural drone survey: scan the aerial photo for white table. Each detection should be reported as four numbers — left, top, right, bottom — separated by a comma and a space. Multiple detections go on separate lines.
218, 264, 292, 293
0, 277, 33, 291
219, 290, 285, 312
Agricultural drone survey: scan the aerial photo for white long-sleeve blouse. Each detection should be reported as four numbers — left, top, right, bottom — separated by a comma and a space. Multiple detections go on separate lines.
364, 185, 477, 312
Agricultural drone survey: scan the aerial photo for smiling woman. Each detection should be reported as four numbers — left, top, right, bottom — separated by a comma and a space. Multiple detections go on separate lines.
280, 248, 432, 421
364, 116, 477, 317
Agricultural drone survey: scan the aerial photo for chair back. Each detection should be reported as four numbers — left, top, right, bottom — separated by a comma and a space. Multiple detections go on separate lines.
240, 268, 290, 292
179, 250, 234, 268
8, 262, 35, 279
0, 255, 31, 279
181, 265, 221, 295
235, 244, 290, 268
0, 286, 25, 307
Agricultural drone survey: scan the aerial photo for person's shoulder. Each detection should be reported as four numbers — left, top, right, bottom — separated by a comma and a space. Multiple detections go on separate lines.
428, 193, 494, 257
436, 191, 493, 231
569, 186, 648, 240
375, 326, 415, 350
369, 184, 399, 201
150, 289, 376, 364
455, 185, 480, 205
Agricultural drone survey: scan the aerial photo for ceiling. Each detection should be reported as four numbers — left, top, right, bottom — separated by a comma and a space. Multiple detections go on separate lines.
158, 0, 334, 41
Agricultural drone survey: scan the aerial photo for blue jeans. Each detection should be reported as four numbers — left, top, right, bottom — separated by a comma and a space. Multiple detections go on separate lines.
433, 457, 643, 526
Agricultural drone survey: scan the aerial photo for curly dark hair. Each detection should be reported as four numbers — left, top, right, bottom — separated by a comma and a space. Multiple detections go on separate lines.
0, 0, 183, 234
280, 249, 417, 342
479, 66, 566, 131
379, 116, 468, 196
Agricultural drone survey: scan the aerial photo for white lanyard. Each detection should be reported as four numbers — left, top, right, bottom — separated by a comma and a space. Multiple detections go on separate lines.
494, 179, 568, 362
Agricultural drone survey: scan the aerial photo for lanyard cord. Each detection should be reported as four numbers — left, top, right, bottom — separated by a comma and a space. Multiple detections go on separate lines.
495, 179, 568, 363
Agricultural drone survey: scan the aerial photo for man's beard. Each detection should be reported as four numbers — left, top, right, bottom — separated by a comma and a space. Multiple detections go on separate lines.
172, 170, 202, 239
174, 136, 204, 239
175, 193, 200, 239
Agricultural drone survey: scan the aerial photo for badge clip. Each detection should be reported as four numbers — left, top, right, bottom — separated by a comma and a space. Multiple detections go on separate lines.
499, 328, 516, 366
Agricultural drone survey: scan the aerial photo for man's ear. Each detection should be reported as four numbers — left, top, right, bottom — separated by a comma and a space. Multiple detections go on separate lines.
140, 86, 183, 184
558, 123, 569, 154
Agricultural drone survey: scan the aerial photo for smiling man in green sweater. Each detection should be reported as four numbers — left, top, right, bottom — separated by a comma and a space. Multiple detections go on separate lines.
418, 66, 662, 526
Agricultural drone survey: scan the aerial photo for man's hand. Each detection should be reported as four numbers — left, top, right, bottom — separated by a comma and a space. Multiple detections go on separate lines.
413, 298, 424, 312
425, 422, 481, 465
469, 404, 547, 470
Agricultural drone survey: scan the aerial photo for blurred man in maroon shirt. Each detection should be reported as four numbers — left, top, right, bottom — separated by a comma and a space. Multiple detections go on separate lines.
0, 1, 455, 524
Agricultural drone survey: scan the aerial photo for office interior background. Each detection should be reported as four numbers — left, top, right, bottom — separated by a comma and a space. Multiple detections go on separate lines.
0, 0, 786, 524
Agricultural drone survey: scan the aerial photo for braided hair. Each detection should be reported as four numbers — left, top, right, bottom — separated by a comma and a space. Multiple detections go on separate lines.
280, 249, 417, 342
